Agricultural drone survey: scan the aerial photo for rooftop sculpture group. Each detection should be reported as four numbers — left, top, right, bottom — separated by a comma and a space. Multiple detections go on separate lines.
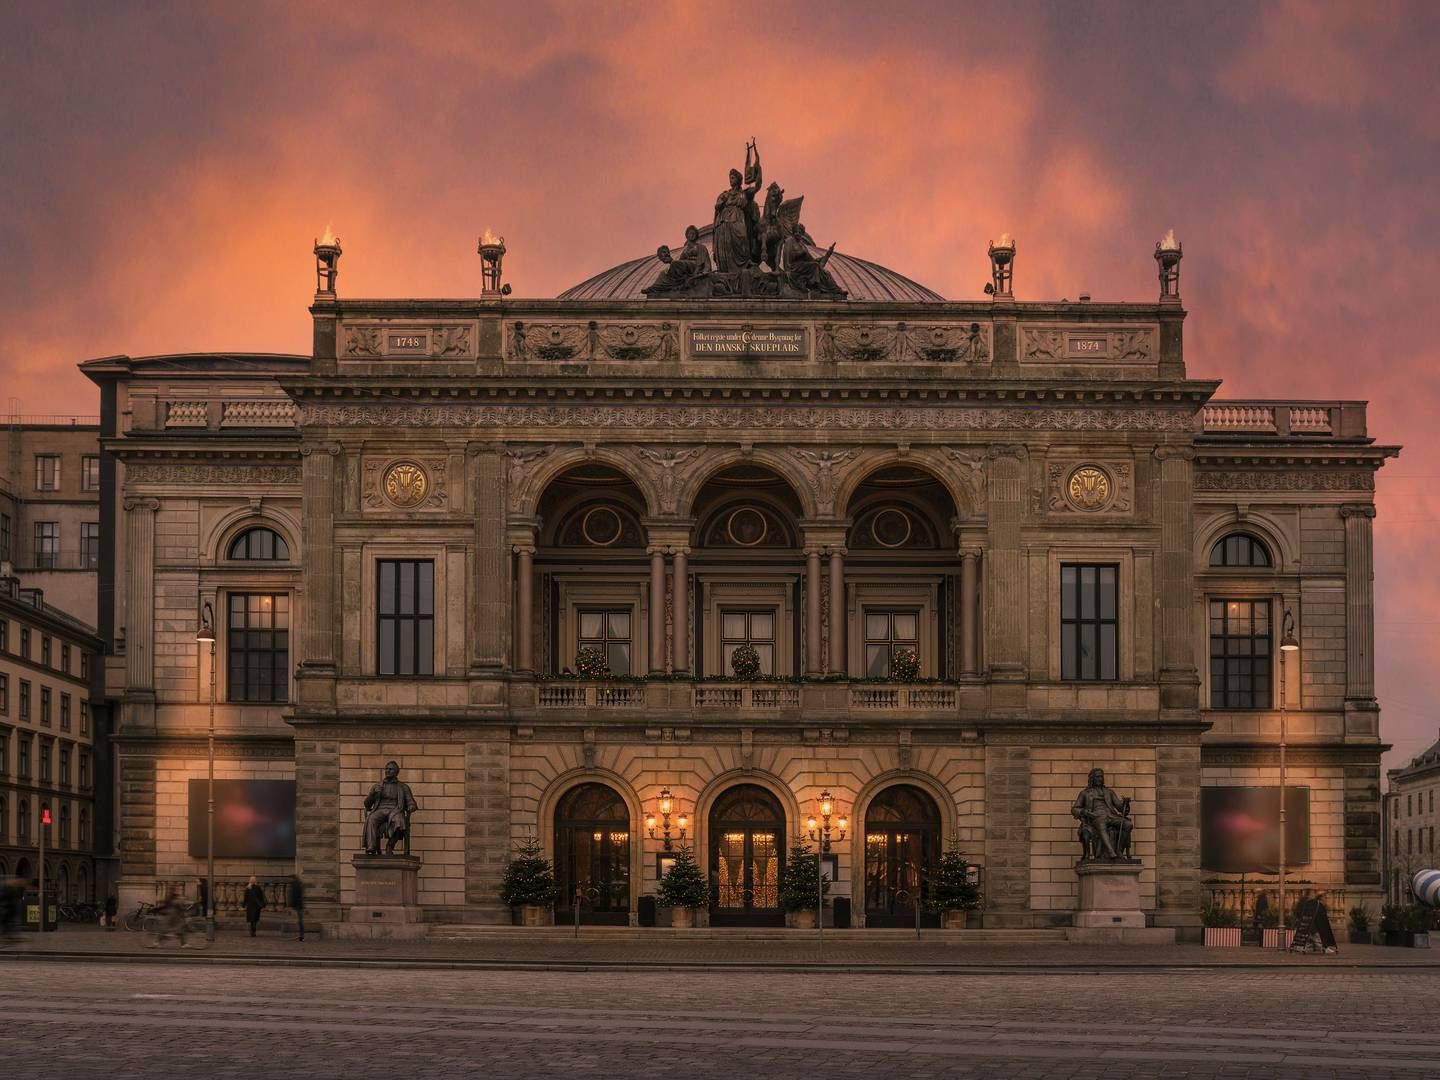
644, 139, 847, 300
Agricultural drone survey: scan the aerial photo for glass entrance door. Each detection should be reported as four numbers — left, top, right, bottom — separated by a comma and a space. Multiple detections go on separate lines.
864, 785, 941, 928
709, 785, 785, 926
554, 784, 631, 925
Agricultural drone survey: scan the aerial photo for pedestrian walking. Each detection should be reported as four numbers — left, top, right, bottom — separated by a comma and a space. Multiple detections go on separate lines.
148, 886, 189, 948
243, 875, 266, 937
289, 874, 306, 942
103, 893, 118, 931
193, 876, 209, 919
0, 874, 24, 944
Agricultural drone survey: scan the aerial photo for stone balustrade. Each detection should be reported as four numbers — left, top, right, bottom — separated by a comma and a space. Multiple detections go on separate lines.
694, 684, 801, 709
1200, 401, 1366, 437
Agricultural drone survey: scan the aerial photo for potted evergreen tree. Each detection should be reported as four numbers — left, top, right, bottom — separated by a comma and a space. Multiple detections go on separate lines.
1347, 905, 1373, 945
931, 841, 981, 928
779, 837, 827, 929
500, 838, 558, 926
1202, 904, 1242, 947
730, 643, 762, 681
656, 846, 709, 928
890, 646, 920, 682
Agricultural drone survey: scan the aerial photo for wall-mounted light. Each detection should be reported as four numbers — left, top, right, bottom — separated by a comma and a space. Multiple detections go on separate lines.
646, 786, 687, 851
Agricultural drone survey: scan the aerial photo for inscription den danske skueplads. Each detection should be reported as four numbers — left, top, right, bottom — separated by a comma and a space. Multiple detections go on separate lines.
689, 326, 807, 358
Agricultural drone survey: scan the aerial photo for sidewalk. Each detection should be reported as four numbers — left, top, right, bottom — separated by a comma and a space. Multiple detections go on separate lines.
5, 925, 1437, 971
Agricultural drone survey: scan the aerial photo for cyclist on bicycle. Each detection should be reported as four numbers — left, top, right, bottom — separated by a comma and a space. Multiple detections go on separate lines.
148, 886, 189, 948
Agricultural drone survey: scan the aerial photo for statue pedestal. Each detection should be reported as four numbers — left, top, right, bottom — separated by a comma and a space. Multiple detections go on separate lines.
1066, 859, 1176, 944
1073, 859, 1146, 928
333, 854, 427, 940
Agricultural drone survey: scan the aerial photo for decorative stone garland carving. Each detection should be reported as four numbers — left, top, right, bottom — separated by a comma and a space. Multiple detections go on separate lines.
1194, 469, 1375, 492
127, 463, 301, 485
817, 322, 990, 364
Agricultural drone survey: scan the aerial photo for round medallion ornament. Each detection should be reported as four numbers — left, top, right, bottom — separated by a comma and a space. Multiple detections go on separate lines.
871, 508, 913, 548
581, 506, 623, 546
382, 461, 429, 507
726, 507, 769, 546
1066, 465, 1113, 511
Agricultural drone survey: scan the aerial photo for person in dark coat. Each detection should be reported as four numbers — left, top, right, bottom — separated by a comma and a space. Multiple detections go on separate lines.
104, 893, 118, 932
194, 877, 209, 919
242, 875, 266, 937
289, 874, 306, 942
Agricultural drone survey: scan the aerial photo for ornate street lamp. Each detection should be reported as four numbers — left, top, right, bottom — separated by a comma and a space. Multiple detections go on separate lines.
806, 790, 848, 854
196, 601, 217, 938
313, 227, 342, 298
1277, 608, 1299, 944
646, 786, 687, 851
478, 230, 512, 297
986, 234, 1015, 298
1155, 229, 1182, 301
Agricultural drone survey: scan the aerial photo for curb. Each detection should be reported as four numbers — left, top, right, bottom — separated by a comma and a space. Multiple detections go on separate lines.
6, 950, 1440, 975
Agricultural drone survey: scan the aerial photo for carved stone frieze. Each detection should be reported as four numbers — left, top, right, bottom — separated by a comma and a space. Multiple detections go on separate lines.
430, 325, 471, 358
942, 448, 987, 505
127, 463, 301, 485
504, 444, 554, 493
1194, 469, 1375, 492
303, 403, 1195, 433
1021, 325, 1156, 363
1047, 460, 1133, 514
362, 455, 449, 510
599, 322, 677, 361
817, 321, 990, 364
344, 326, 383, 356
342, 324, 474, 358
635, 446, 701, 513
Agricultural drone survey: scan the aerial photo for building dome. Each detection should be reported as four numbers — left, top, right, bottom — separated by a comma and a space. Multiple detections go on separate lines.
559, 223, 944, 303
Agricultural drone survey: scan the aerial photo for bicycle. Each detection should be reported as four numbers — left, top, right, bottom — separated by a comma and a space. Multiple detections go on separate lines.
142, 907, 211, 949
123, 900, 160, 932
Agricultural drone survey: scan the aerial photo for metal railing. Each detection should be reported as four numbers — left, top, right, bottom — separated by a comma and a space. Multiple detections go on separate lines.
153, 876, 290, 914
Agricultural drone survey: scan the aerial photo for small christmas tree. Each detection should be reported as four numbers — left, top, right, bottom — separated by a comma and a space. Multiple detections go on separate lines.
890, 646, 920, 681
778, 837, 829, 913
730, 643, 762, 680
656, 846, 710, 909
575, 645, 610, 680
499, 837, 558, 907
930, 840, 981, 913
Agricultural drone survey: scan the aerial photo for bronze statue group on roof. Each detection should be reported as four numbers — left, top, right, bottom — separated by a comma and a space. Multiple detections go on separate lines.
644, 140, 847, 300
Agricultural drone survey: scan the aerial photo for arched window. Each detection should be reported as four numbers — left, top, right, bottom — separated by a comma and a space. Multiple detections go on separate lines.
228, 527, 289, 560
1209, 534, 1271, 568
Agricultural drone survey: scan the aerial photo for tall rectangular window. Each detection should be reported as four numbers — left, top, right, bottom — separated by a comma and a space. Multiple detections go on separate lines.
79, 749, 90, 790
80, 701, 89, 735
0, 727, 8, 775
0, 618, 6, 653
0, 512, 10, 560
720, 609, 776, 677
377, 561, 434, 676
35, 454, 60, 490
82, 455, 100, 491
1060, 564, 1119, 681
864, 610, 920, 678
61, 643, 71, 673
0, 673, 6, 714
19, 628, 29, 657
34, 522, 59, 568
41, 636, 51, 667
577, 608, 632, 677
80, 523, 100, 569
39, 739, 51, 783
19, 680, 30, 720
60, 743, 71, 787
60, 693, 71, 730
18, 734, 31, 778
226, 593, 290, 702
40, 686, 51, 725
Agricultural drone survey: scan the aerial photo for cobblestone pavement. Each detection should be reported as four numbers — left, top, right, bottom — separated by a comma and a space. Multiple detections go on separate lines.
0, 957, 1436, 1079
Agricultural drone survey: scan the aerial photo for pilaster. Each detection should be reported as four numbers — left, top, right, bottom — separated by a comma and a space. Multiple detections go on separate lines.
468, 442, 509, 673
122, 497, 159, 726
1154, 444, 1198, 710
296, 442, 340, 709
984, 445, 1026, 686
1153, 743, 1202, 927
983, 744, 1031, 924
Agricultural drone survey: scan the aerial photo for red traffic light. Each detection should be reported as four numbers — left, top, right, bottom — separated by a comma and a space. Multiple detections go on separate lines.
41, 804, 52, 826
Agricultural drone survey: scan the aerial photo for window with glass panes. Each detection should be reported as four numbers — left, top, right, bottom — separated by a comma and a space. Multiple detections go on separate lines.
60, 693, 70, 730
0, 512, 10, 561
61, 643, 70, 672
80, 523, 100, 569
41, 637, 51, 666
80, 750, 90, 789
60, 744, 71, 787
226, 593, 290, 702
34, 522, 59, 568
40, 686, 50, 724
19, 628, 28, 657
39, 739, 51, 783
1210, 599, 1271, 708
1060, 564, 1119, 681
578, 609, 632, 676
864, 610, 919, 678
35, 454, 60, 490
0, 618, 6, 653
82, 455, 100, 491
721, 610, 776, 676
60, 804, 69, 845
377, 561, 434, 676
0, 674, 6, 714
19, 680, 30, 720
18, 798, 28, 840
0, 727, 7, 774
80, 701, 89, 734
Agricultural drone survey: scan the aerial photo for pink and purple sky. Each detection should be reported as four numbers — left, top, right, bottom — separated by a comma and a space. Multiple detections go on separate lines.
2, 1, 1436, 773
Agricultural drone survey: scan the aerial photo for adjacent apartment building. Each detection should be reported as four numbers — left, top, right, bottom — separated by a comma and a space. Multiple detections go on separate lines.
0, 567, 104, 900
82, 163, 1399, 934
1386, 733, 1440, 904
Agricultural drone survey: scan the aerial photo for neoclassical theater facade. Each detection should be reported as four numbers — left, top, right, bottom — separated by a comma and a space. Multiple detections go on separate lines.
83, 176, 1397, 933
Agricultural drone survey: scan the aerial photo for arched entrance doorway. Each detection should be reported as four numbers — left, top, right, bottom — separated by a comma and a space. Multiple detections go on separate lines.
57, 864, 71, 904
553, 783, 631, 925
864, 784, 941, 928
709, 784, 785, 926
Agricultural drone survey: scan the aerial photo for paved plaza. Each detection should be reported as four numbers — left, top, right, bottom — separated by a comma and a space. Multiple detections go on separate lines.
1, 941, 1437, 1078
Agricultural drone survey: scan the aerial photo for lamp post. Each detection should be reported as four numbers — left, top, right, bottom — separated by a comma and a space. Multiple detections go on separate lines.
1277, 608, 1299, 943
807, 790, 848, 942
646, 786, 687, 851
196, 601, 217, 939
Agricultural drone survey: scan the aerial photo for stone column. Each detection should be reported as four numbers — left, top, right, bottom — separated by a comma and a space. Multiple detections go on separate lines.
984, 446, 1026, 681
649, 547, 667, 674
1154, 744, 1202, 928
804, 547, 823, 676
1154, 445, 1198, 710
122, 498, 159, 696
1341, 505, 1377, 703
827, 546, 846, 675
298, 443, 339, 697
671, 547, 690, 674
468, 443, 508, 673
514, 540, 536, 674
960, 548, 980, 677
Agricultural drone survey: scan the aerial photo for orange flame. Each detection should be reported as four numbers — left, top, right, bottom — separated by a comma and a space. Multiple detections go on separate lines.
1159, 228, 1179, 251
480, 228, 502, 247
318, 223, 337, 248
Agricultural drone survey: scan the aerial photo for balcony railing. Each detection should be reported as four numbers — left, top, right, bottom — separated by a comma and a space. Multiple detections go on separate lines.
537, 683, 646, 708
1199, 401, 1364, 437
851, 685, 957, 711
695, 684, 801, 709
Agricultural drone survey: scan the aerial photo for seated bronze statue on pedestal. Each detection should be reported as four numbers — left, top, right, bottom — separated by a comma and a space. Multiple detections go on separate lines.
1071, 767, 1135, 861
362, 760, 419, 856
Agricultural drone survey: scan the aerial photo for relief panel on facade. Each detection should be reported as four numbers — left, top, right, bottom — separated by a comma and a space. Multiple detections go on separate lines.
506, 321, 678, 362
1046, 457, 1133, 515
817, 321, 991, 364
1020, 325, 1156, 364
361, 455, 450, 511
341, 323, 475, 359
